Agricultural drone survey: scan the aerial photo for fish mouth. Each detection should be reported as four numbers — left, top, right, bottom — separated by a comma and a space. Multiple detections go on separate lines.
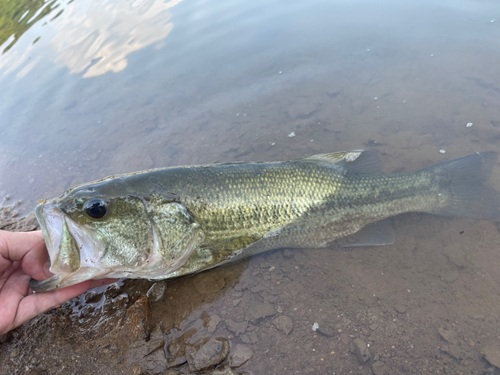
31, 200, 108, 292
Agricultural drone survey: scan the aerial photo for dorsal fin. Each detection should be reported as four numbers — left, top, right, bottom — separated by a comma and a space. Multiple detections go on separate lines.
300, 150, 383, 174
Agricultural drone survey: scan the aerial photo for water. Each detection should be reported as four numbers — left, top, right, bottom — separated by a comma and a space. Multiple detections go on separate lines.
2, 0, 500, 374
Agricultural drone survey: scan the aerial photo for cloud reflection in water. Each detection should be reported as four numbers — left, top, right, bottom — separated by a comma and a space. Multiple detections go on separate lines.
0, 0, 183, 79
51, 0, 182, 78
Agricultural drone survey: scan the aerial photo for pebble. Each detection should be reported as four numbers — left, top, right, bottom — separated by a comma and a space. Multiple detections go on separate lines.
317, 323, 335, 337
146, 282, 166, 302
245, 302, 276, 321
207, 314, 221, 333
372, 361, 389, 375
125, 296, 154, 340
437, 327, 457, 344
483, 343, 500, 368
230, 344, 254, 367
352, 338, 371, 363
272, 315, 294, 335
186, 338, 230, 371
225, 319, 248, 336
394, 302, 406, 314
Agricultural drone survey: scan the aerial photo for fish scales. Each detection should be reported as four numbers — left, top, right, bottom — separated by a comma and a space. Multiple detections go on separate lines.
30, 151, 500, 291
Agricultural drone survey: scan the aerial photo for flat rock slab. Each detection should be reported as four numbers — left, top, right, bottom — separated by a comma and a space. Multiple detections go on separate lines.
272, 315, 293, 335
245, 302, 276, 322
484, 343, 500, 368
186, 337, 230, 371
352, 338, 371, 363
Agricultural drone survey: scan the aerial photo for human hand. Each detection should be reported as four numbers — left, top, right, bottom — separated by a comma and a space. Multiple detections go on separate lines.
0, 230, 117, 335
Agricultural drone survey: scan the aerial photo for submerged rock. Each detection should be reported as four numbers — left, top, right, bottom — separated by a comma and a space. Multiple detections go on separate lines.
352, 338, 371, 363
225, 319, 248, 336
206, 314, 221, 334
146, 282, 167, 302
125, 296, 154, 340
245, 302, 276, 322
272, 315, 293, 335
483, 343, 500, 368
230, 344, 253, 367
185, 337, 230, 371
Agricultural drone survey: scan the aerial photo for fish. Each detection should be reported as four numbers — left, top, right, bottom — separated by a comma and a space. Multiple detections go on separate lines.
30, 150, 500, 292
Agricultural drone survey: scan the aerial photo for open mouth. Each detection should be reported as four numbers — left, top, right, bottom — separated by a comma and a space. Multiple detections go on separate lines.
30, 200, 64, 292
30, 200, 105, 292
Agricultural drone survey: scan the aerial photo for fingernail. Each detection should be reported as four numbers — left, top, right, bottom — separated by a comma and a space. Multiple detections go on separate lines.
43, 261, 53, 277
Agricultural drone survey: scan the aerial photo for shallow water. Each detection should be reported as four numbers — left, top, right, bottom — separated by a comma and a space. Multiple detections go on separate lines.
2, 0, 500, 374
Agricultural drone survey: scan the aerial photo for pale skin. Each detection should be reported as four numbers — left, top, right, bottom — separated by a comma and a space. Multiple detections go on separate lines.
0, 230, 116, 335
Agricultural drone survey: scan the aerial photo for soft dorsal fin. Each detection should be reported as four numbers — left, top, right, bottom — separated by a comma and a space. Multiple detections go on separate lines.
300, 150, 383, 174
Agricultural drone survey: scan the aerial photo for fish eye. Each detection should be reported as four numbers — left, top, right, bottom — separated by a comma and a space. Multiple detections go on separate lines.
83, 198, 108, 219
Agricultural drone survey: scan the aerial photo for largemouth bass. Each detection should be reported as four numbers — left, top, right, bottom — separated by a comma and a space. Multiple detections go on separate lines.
31, 150, 500, 292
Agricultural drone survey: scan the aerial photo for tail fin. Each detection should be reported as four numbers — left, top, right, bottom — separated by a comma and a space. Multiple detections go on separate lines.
427, 151, 500, 219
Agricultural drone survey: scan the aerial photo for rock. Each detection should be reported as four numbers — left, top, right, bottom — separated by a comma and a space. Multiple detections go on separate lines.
352, 338, 371, 363
230, 344, 254, 367
303, 342, 313, 352
213, 366, 250, 375
206, 314, 221, 333
339, 333, 350, 345
141, 348, 167, 374
484, 343, 500, 368
149, 326, 166, 354
394, 302, 406, 314
163, 370, 183, 375
437, 327, 457, 344
240, 333, 258, 344
127, 339, 150, 364
283, 249, 294, 258
146, 282, 166, 302
125, 296, 154, 340
192, 272, 225, 295
316, 321, 334, 337
287, 102, 317, 119
372, 361, 389, 375
272, 315, 293, 335
186, 337, 230, 371
440, 345, 461, 360
245, 302, 276, 321
225, 319, 248, 336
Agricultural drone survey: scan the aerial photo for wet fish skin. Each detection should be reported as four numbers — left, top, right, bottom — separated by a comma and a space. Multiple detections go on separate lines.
30, 150, 500, 292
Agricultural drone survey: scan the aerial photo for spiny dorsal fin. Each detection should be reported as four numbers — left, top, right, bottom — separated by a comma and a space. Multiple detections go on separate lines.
300, 150, 383, 174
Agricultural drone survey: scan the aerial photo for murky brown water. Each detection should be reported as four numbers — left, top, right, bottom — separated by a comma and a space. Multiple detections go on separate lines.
2, 0, 500, 374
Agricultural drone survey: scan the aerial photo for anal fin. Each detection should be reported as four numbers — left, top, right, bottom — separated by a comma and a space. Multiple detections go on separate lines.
334, 219, 395, 247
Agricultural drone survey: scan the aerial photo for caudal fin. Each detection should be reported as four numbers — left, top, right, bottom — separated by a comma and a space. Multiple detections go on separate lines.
427, 151, 500, 219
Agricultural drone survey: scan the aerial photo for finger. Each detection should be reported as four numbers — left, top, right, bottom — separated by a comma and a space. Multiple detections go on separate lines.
0, 230, 45, 260
13, 279, 92, 332
0, 231, 49, 280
